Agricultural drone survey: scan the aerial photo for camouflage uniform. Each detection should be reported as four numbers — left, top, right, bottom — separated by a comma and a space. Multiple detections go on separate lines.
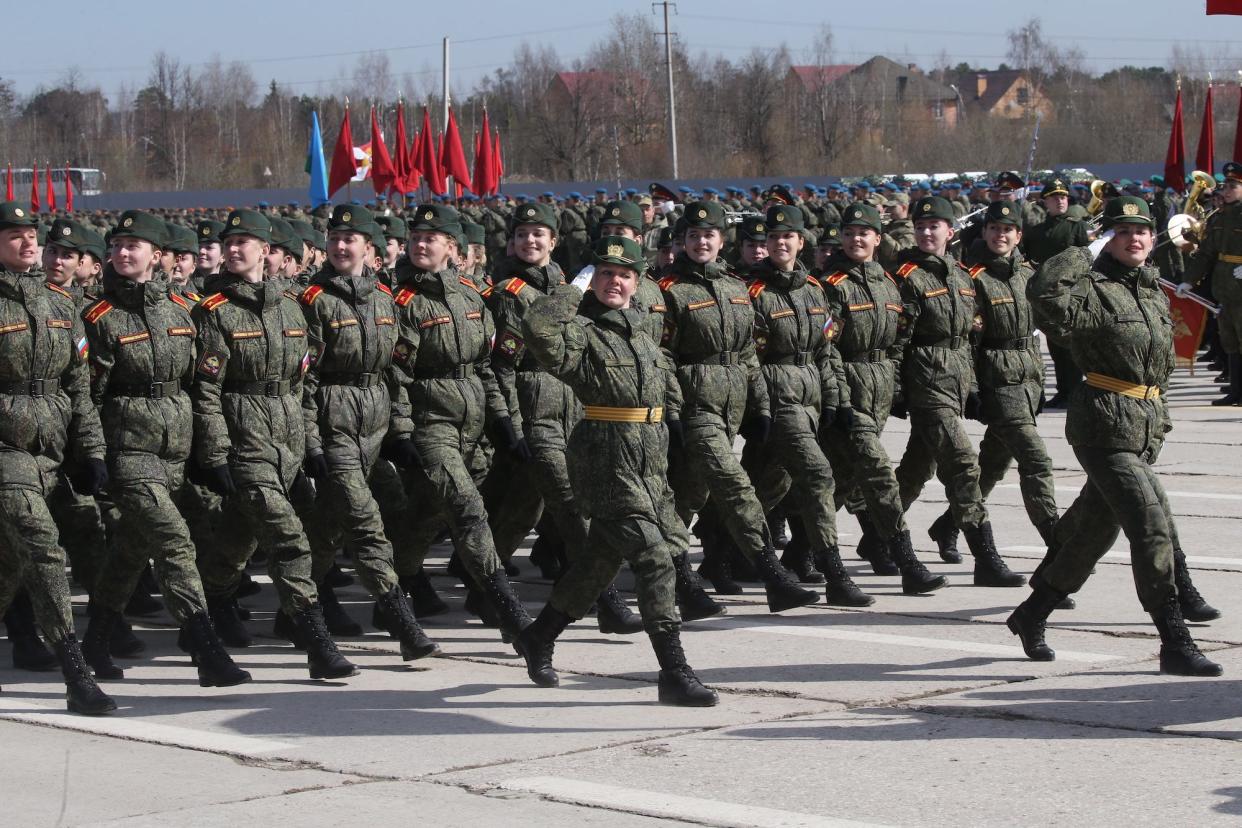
877, 218, 915, 272
1184, 198, 1242, 357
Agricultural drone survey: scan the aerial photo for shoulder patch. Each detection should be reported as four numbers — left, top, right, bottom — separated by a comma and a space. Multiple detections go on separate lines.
300, 285, 324, 306
481, 285, 494, 298
458, 277, 481, 293
394, 287, 417, 307
186, 291, 202, 303
169, 293, 190, 311
377, 282, 393, 297
895, 262, 918, 279
84, 300, 113, 325
503, 278, 527, 297
806, 275, 819, 286
200, 293, 229, 312
826, 271, 848, 286
658, 276, 678, 291
46, 282, 72, 299
747, 281, 766, 299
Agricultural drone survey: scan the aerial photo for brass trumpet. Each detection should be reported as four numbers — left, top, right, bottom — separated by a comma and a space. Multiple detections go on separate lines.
1165, 170, 1216, 252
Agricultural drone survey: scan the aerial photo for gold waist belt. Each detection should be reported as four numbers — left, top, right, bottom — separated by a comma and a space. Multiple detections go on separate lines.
1084, 372, 1161, 400
582, 405, 664, 423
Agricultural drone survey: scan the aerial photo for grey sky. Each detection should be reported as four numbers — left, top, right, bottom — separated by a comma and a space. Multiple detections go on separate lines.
9, 0, 1242, 100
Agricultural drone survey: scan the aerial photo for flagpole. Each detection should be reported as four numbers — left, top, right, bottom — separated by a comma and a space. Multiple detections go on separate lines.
442, 37, 453, 199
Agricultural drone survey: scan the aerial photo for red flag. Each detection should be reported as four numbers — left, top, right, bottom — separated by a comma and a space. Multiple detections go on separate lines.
440, 108, 472, 196
1165, 87, 1187, 193
5, 164, 12, 201
30, 161, 40, 213
1207, 0, 1242, 13
416, 108, 445, 195
45, 164, 55, 212
394, 101, 411, 197
369, 105, 397, 197
493, 128, 504, 186
473, 110, 496, 196
327, 102, 356, 197
64, 164, 73, 212
1196, 82, 1216, 174
1160, 282, 1210, 362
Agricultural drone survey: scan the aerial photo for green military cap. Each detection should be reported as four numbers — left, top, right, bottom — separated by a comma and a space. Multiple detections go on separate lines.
327, 203, 376, 234
113, 210, 167, 247
443, 221, 466, 250
407, 203, 460, 235
220, 208, 273, 243
738, 215, 767, 242
377, 215, 407, 241
288, 218, 321, 251
80, 226, 107, 262
886, 192, 911, 207
983, 201, 1022, 227
682, 200, 727, 231
37, 223, 49, 246
764, 204, 803, 233
911, 196, 955, 224
657, 225, 677, 248
818, 224, 843, 246
1040, 175, 1070, 198
359, 221, 386, 251
0, 201, 38, 230
197, 219, 226, 244
841, 202, 883, 232
268, 216, 302, 261
1101, 196, 1154, 229
461, 220, 485, 246
46, 218, 94, 253
592, 235, 646, 273
599, 200, 644, 233
511, 201, 557, 232
1224, 161, 1242, 183
164, 223, 200, 256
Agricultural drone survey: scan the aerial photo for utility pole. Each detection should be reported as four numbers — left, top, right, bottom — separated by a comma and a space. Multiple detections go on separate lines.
654, 1, 678, 178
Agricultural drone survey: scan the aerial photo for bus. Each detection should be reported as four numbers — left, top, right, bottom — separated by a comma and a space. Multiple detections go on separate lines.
8, 167, 106, 200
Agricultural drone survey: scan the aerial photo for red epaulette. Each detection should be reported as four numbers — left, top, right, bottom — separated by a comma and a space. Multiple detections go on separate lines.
968, 265, 986, 279
394, 287, 417, 307
200, 293, 229, 312
300, 285, 324, 306
377, 283, 393, 297
84, 300, 113, 325
895, 262, 918, 279
481, 285, 494, 298
169, 293, 190, 311
883, 271, 898, 286
46, 282, 72, 299
658, 275, 678, 291
825, 271, 849, 286
806, 275, 819, 286
459, 277, 481, 293
186, 291, 202, 303
747, 281, 766, 299
502, 278, 527, 297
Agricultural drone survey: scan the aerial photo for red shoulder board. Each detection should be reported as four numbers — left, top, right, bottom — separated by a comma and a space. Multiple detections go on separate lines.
658, 276, 678, 291
806, 275, 819, 286
459, 277, 482, 293
84, 300, 113, 325
968, 265, 986, 278
186, 291, 202, 303
884, 272, 898, 286
825, 271, 848, 286
169, 293, 190, 311
377, 282, 393, 297
200, 293, 229, 312
394, 287, 417, 307
46, 282, 72, 299
747, 281, 766, 299
503, 278, 527, 297
481, 286, 494, 298
895, 262, 918, 279
301, 285, 324, 305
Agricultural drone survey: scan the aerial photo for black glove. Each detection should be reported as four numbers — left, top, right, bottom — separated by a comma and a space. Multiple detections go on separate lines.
835, 406, 857, 431
382, 438, 422, 468
495, 416, 532, 463
304, 453, 329, 481
70, 458, 109, 496
666, 418, 684, 452
202, 464, 236, 497
1036, 391, 1047, 415
889, 393, 908, 420
739, 414, 772, 444
964, 391, 985, 422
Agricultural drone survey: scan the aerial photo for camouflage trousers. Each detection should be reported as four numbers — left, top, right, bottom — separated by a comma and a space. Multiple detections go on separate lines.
92, 460, 209, 624
314, 460, 401, 597
47, 472, 109, 591
670, 419, 771, 559
0, 473, 76, 644
1038, 445, 1175, 612
743, 412, 838, 549
977, 419, 1058, 529
896, 407, 988, 530
820, 421, 908, 539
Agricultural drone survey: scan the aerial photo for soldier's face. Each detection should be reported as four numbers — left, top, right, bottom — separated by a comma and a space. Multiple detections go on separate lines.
842, 226, 879, 263
514, 224, 555, 267
408, 230, 452, 272
224, 235, 268, 282
641, 203, 655, 223
765, 231, 803, 270
607, 225, 640, 242
159, 249, 176, 273
0, 227, 38, 272
983, 222, 1021, 256
328, 230, 368, 275
42, 245, 81, 286
658, 246, 676, 267
1105, 224, 1153, 268
171, 252, 197, 285
913, 218, 953, 255
740, 239, 767, 266
264, 246, 288, 278
1222, 180, 1242, 204
684, 228, 722, 264
111, 236, 158, 282
592, 263, 638, 309
384, 238, 404, 268
198, 241, 222, 272
1043, 194, 1069, 216
75, 254, 102, 285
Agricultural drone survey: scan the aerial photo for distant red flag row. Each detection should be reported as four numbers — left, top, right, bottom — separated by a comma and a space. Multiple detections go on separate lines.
327, 103, 503, 200
5, 163, 74, 211
1163, 79, 1242, 193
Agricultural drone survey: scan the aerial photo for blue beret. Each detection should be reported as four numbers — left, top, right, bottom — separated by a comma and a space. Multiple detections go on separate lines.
678, 185, 692, 193
350, 199, 362, 205
569, 191, 582, 198
542, 191, 554, 197
257, 200, 269, 208
750, 185, 761, 193
624, 188, 637, 195
288, 201, 299, 207
596, 187, 607, 194
704, 187, 719, 195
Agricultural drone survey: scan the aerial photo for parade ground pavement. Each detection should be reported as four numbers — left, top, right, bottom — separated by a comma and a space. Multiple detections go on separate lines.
4, 356, 1242, 827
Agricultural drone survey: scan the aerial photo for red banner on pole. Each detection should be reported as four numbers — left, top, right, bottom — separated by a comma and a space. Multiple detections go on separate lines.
1161, 282, 1210, 362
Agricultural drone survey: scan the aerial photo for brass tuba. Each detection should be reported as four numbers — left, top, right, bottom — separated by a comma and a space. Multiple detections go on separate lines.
1167, 170, 1217, 252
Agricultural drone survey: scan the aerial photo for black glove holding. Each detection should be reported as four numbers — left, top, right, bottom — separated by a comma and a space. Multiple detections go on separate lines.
666, 418, 684, 452
739, 414, 772, 444
495, 416, 532, 463
202, 464, 237, 497
382, 438, 422, 468
70, 458, 109, 496
889, 392, 908, 420
964, 390, 986, 422
304, 453, 330, 481
835, 405, 857, 431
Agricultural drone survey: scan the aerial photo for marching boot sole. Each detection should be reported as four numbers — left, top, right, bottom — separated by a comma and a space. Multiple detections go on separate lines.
198, 670, 253, 688
1005, 615, 1055, 661
658, 688, 719, 707
825, 588, 875, 608
1055, 595, 1077, 610
400, 641, 442, 661
678, 600, 727, 622
67, 694, 117, 716
310, 661, 361, 680
597, 617, 645, 635
1159, 651, 1223, 677
1181, 603, 1223, 623
766, 587, 821, 613
901, 575, 948, 595
973, 571, 1028, 588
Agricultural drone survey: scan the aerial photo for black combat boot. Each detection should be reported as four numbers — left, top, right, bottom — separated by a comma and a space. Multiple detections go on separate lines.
463, 583, 503, 628
855, 511, 898, 575
181, 611, 252, 687
54, 637, 116, 716
5, 590, 58, 671
318, 581, 363, 637
273, 609, 303, 648
928, 509, 962, 564
403, 569, 450, 618
754, 547, 820, 612
964, 522, 1026, 587
595, 583, 644, 635
780, 519, 825, 584
673, 551, 727, 621
235, 569, 262, 599
375, 585, 440, 660
1212, 354, 1242, 406
768, 506, 790, 549
294, 605, 359, 680
814, 546, 874, 607
649, 628, 718, 706
481, 569, 533, 642
888, 530, 947, 595
1150, 593, 1223, 676
110, 614, 146, 658
528, 516, 566, 580
1174, 547, 1221, 622
697, 521, 742, 595
81, 606, 125, 680
124, 582, 164, 618
1033, 520, 1076, 610
513, 603, 574, 687
207, 594, 252, 648
1005, 578, 1067, 661
324, 563, 354, 588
